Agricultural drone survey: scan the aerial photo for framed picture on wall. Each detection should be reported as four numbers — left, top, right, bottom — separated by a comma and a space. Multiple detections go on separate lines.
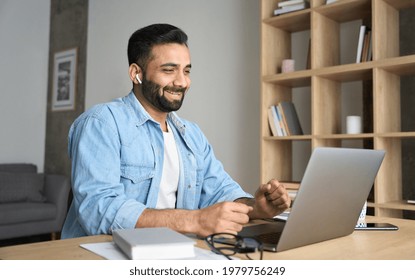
52, 48, 77, 111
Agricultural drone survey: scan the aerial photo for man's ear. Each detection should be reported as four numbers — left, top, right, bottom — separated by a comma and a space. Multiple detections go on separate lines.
129, 63, 143, 84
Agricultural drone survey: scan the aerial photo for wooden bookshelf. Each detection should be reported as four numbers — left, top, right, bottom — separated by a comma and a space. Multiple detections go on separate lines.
260, 0, 415, 219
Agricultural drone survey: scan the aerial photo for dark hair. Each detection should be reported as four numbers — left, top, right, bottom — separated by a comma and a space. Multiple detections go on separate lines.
127, 23, 188, 68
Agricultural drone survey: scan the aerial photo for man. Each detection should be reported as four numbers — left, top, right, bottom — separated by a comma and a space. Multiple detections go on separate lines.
61, 23, 290, 239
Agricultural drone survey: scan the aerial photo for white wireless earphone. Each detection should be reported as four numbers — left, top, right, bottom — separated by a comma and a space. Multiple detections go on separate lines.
135, 74, 142, 84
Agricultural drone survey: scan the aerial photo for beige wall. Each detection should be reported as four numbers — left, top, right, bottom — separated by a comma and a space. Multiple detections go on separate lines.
0, 0, 50, 172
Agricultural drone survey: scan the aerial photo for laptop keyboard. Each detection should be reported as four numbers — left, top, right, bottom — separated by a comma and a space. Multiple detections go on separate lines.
257, 231, 282, 244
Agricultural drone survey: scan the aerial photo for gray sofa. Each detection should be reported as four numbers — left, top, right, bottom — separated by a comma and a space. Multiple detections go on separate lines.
0, 163, 70, 240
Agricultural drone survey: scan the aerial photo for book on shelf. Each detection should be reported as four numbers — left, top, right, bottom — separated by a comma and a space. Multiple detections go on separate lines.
113, 227, 196, 260
288, 189, 298, 200
306, 38, 311, 69
407, 200, 415, 205
361, 28, 372, 62
361, 31, 369, 62
268, 107, 280, 136
325, 0, 338, 4
268, 102, 303, 136
274, 181, 300, 221
268, 106, 286, 136
278, 0, 306, 7
356, 25, 366, 63
272, 105, 285, 136
281, 181, 300, 200
278, 101, 304, 135
356, 25, 372, 63
275, 105, 288, 136
281, 181, 300, 190
274, 1, 309, 16
366, 30, 373, 61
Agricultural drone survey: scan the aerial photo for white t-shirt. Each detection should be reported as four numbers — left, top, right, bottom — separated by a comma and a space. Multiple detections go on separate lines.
155, 125, 180, 209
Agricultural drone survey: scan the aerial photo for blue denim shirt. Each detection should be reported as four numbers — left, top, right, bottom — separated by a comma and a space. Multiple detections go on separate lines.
61, 92, 252, 238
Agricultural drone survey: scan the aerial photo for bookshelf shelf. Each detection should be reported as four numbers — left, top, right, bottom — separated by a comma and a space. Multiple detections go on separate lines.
377, 132, 415, 138
265, 135, 312, 141
378, 55, 415, 74
260, 0, 415, 219
316, 133, 375, 139
315, 0, 371, 22
263, 10, 310, 32
383, 0, 415, 11
263, 71, 312, 86
369, 200, 415, 212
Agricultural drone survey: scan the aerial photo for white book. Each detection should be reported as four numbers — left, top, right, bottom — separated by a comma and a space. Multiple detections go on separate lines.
278, 0, 305, 8
113, 227, 196, 260
326, 0, 338, 4
274, 3, 308, 16
356, 25, 366, 63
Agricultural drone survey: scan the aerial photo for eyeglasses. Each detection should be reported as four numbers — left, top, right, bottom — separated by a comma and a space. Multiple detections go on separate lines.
205, 233, 263, 260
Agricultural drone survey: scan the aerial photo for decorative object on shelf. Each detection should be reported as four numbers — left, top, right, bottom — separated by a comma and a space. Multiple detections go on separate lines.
281, 59, 295, 73
52, 48, 77, 111
346, 115, 362, 134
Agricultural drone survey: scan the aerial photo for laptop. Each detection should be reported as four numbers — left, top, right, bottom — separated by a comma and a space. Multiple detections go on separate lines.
238, 147, 385, 252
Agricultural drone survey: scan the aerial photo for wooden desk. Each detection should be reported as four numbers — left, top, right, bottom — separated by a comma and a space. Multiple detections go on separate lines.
0, 217, 414, 260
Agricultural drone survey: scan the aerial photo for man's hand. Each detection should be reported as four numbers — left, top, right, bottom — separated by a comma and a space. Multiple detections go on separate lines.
136, 180, 290, 237
250, 179, 291, 219
136, 201, 252, 238
193, 201, 252, 237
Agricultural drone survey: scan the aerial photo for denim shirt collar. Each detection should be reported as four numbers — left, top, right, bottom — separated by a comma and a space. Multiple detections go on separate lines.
125, 91, 186, 136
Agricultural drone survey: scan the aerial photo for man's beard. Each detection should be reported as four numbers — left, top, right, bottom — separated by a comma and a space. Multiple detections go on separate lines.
141, 77, 187, 112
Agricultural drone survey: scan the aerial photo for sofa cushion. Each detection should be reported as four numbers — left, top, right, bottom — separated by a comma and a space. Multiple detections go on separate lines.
0, 172, 46, 203
0, 163, 37, 173
0, 202, 56, 225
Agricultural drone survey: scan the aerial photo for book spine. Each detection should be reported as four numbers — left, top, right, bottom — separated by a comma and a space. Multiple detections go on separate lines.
280, 101, 303, 135
366, 30, 372, 62
356, 25, 366, 63
274, 3, 307, 16
268, 107, 279, 136
277, 104, 289, 136
113, 232, 133, 259
271, 106, 284, 136
278, 0, 305, 8
326, 0, 338, 4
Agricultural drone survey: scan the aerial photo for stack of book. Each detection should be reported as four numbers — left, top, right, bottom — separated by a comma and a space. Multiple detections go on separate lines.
356, 25, 372, 63
268, 101, 303, 136
274, 0, 310, 16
